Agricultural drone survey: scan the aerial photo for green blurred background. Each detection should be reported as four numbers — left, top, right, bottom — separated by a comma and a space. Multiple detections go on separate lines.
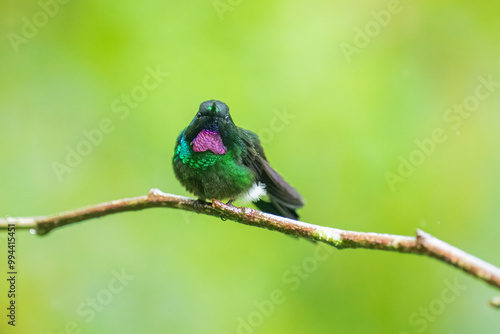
1, 0, 499, 333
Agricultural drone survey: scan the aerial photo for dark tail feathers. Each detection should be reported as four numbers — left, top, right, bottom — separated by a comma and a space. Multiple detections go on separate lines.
254, 199, 299, 220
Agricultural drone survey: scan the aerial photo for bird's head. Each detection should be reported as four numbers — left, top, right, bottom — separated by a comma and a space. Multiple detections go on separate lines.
184, 100, 237, 154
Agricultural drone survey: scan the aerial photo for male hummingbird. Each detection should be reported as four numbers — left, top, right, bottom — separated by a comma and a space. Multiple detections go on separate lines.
172, 100, 304, 219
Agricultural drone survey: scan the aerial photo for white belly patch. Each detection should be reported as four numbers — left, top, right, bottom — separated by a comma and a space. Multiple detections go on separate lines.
238, 182, 267, 203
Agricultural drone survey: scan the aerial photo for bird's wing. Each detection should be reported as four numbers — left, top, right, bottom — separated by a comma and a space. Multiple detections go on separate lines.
239, 128, 304, 209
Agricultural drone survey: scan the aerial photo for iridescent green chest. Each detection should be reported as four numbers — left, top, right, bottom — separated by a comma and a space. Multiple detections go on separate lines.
172, 135, 255, 199
174, 137, 221, 170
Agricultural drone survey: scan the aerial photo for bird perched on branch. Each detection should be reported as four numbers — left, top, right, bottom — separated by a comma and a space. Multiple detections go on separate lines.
172, 100, 304, 219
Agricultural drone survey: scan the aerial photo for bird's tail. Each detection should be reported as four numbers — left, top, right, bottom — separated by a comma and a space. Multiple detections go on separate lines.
254, 199, 300, 220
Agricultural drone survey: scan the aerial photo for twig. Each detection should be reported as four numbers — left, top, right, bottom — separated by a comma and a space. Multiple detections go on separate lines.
489, 296, 500, 309
1, 188, 499, 306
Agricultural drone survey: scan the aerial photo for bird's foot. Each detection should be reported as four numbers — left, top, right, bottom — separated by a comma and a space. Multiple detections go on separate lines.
193, 199, 209, 213
216, 199, 236, 221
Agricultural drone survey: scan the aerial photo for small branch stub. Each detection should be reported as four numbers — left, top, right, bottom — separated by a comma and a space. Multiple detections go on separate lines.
489, 296, 500, 309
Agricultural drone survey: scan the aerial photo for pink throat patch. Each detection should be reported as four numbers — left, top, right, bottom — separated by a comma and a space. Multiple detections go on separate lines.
192, 129, 227, 155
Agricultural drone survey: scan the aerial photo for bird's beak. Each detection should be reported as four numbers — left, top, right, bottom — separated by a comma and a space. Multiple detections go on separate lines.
210, 102, 217, 116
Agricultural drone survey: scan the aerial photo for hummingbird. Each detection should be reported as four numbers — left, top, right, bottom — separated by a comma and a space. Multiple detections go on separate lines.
172, 100, 304, 219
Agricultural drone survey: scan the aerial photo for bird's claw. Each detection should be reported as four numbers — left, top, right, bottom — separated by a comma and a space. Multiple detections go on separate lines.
193, 199, 209, 213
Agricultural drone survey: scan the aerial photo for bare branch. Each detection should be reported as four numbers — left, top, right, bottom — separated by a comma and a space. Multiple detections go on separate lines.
1, 188, 499, 305
416, 230, 500, 290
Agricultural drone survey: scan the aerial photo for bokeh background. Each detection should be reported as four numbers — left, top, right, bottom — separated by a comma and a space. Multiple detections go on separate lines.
1, 0, 500, 333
